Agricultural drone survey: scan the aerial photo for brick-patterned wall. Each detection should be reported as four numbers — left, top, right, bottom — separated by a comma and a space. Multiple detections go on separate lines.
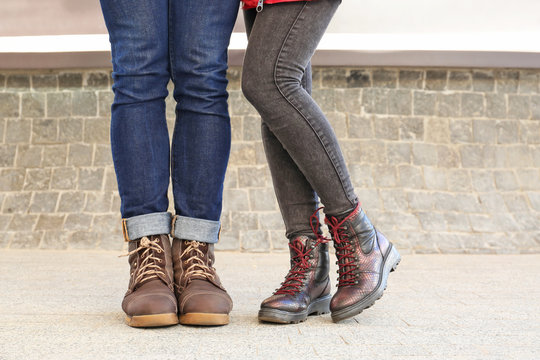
0, 68, 539, 253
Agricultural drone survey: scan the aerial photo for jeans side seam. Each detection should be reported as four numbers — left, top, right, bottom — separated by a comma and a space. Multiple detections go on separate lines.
168, 0, 175, 83
272, 2, 356, 209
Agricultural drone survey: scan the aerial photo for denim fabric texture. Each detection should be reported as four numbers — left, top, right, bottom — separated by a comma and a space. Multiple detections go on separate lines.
242, 0, 358, 239
99, 0, 239, 243
123, 212, 172, 241
172, 215, 221, 244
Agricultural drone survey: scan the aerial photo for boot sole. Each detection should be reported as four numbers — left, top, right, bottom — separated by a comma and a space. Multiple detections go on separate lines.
125, 313, 179, 328
331, 245, 401, 323
179, 313, 230, 326
258, 294, 332, 324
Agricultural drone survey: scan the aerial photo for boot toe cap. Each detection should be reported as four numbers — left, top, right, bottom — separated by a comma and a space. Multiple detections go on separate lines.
330, 286, 373, 312
123, 292, 177, 316
122, 280, 177, 316
260, 294, 307, 313
180, 291, 232, 314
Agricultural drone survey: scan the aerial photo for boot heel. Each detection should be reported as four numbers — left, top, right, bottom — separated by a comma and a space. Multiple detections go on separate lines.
308, 294, 331, 316
388, 245, 401, 273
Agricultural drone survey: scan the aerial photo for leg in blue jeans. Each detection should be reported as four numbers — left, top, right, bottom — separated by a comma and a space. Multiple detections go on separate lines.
100, 0, 238, 328
169, 0, 239, 243
100, 0, 172, 239
100, 0, 239, 243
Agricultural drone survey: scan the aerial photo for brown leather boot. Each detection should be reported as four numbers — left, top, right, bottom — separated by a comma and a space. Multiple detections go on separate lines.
325, 203, 401, 322
172, 239, 232, 326
121, 234, 178, 327
258, 235, 331, 324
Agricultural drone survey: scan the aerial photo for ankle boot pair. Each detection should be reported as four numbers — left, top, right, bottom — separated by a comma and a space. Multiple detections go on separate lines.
259, 203, 401, 323
122, 235, 232, 328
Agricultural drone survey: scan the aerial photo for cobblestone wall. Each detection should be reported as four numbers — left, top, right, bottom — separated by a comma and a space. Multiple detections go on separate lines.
0, 68, 539, 253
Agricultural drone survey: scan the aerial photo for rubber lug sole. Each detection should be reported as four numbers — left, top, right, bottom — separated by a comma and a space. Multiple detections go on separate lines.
179, 312, 230, 326
258, 294, 331, 324
125, 313, 178, 328
331, 245, 401, 323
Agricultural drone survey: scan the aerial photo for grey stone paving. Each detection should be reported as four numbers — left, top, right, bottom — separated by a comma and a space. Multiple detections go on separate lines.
0, 250, 539, 359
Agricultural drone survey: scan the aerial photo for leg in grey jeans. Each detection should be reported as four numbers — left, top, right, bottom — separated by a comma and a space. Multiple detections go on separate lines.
244, 8, 320, 239
242, 0, 357, 238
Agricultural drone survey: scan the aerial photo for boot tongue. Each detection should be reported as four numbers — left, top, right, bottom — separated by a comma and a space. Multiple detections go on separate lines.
181, 240, 208, 260
181, 240, 217, 283
129, 236, 168, 290
289, 236, 314, 268
183, 240, 207, 252
289, 235, 305, 253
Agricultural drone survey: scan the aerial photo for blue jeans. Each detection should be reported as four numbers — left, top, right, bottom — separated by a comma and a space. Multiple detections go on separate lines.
99, 0, 239, 243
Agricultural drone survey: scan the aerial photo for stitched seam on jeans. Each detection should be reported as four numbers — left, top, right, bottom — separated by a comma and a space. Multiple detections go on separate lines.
168, 0, 175, 83
272, 2, 355, 209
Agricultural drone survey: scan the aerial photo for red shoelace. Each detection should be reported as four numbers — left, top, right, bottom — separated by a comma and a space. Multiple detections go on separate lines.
274, 208, 329, 295
326, 215, 358, 287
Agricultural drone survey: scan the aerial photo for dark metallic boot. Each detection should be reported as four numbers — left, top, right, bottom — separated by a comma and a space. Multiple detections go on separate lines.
258, 235, 331, 324
172, 239, 233, 326
326, 203, 401, 322
121, 234, 178, 327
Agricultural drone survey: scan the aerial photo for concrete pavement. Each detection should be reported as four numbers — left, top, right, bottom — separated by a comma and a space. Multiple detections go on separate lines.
0, 250, 539, 359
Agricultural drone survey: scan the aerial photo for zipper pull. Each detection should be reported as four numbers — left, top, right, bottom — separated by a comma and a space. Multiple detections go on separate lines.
256, 0, 264, 12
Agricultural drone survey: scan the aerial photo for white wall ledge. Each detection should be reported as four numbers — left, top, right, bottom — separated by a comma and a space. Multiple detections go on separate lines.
2, 33, 540, 69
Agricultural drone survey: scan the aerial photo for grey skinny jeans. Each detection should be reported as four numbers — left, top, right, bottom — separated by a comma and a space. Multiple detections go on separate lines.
242, 0, 358, 239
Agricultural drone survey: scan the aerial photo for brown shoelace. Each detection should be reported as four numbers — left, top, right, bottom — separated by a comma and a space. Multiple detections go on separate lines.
176, 240, 216, 292
120, 236, 167, 290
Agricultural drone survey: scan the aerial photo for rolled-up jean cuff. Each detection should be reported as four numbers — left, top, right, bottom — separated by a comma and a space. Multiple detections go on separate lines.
172, 215, 220, 244
123, 212, 172, 241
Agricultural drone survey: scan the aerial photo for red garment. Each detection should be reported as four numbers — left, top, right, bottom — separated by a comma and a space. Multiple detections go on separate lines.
243, 0, 312, 10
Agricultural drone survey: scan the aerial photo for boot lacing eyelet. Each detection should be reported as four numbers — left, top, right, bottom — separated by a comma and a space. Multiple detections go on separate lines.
120, 236, 168, 290
274, 236, 326, 296
179, 241, 217, 283
326, 216, 360, 288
